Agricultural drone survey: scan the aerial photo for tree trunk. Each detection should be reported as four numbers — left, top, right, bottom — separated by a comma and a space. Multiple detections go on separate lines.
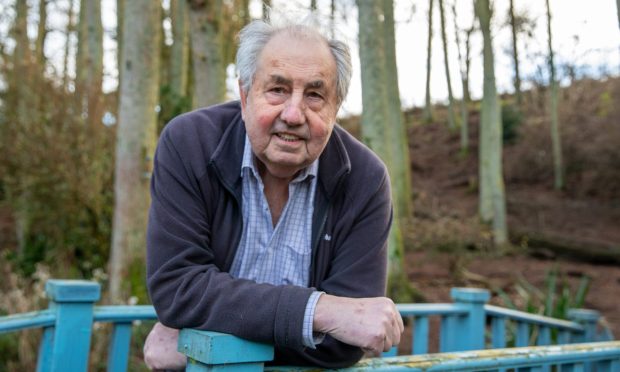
382, 0, 412, 220
62, 0, 75, 91
35, 0, 47, 70
357, 0, 417, 302
170, 0, 190, 100
450, 2, 469, 153
76, 0, 103, 118
109, 0, 161, 303
423, 0, 434, 123
546, 0, 563, 190
188, 0, 226, 109
86, 0, 103, 91
438, 0, 456, 131
11, 0, 32, 254
464, 26, 473, 103
117, 0, 124, 87
475, 0, 508, 245
509, 0, 522, 107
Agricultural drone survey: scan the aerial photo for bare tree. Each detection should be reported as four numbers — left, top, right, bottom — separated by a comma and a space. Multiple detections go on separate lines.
438, 0, 457, 130
170, 0, 190, 99
357, 0, 416, 301
508, 0, 522, 107
475, 0, 508, 245
62, 0, 76, 90
423, 0, 434, 123
546, 0, 563, 190
451, 1, 473, 153
109, 0, 162, 303
35, 0, 48, 69
188, 0, 226, 108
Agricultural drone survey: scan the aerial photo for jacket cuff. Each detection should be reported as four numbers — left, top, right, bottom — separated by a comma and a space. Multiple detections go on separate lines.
274, 286, 315, 350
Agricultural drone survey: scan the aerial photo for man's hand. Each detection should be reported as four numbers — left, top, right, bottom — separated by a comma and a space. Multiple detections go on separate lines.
313, 294, 404, 354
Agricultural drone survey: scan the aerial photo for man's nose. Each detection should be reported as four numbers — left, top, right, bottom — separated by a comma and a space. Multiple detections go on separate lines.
280, 93, 305, 125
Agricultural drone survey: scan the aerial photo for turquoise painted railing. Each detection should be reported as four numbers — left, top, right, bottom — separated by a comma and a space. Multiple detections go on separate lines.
0, 280, 615, 371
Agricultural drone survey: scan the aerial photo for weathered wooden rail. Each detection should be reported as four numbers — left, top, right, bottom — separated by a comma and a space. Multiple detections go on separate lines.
0, 280, 616, 371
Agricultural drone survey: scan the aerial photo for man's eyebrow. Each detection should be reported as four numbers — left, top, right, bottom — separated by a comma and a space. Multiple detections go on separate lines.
306, 80, 325, 90
267, 75, 326, 90
268, 74, 291, 85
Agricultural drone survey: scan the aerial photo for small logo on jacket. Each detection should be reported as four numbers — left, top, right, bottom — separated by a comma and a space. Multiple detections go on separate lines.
324, 234, 331, 241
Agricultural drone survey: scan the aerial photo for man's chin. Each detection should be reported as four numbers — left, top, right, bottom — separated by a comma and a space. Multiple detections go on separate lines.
263, 159, 310, 179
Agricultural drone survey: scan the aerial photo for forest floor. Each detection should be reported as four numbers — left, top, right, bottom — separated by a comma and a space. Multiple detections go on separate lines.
383, 77, 620, 351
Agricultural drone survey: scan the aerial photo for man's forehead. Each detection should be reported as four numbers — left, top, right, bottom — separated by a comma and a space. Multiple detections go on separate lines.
256, 33, 337, 85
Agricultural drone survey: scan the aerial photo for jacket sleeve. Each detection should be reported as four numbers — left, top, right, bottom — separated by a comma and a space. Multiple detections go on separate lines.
274, 158, 393, 368
146, 123, 314, 351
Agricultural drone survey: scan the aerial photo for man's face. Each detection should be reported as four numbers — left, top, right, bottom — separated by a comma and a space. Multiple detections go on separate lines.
240, 32, 339, 180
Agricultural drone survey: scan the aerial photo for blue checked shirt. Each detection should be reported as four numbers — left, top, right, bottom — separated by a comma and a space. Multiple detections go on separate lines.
230, 136, 323, 348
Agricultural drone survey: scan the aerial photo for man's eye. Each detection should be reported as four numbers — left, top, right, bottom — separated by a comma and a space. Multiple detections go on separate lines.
270, 87, 286, 94
307, 92, 324, 100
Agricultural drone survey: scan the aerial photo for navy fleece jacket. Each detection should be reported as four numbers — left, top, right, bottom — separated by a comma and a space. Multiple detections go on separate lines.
146, 101, 393, 368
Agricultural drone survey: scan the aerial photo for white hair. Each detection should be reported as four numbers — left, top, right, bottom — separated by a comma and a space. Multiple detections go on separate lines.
235, 11, 352, 105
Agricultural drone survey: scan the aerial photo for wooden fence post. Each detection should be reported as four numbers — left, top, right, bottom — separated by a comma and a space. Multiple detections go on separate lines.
568, 309, 600, 342
179, 329, 274, 371
38, 280, 100, 372
451, 287, 490, 351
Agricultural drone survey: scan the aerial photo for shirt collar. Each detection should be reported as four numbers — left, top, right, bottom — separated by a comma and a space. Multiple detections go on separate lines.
241, 135, 318, 183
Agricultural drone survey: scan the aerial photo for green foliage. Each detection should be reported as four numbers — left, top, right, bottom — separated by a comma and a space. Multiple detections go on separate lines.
494, 267, 590, 345
496, 267, 590, 319
501, 103, 523, 144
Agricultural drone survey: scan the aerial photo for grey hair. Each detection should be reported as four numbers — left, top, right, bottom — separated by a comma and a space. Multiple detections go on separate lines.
235, 13, 352, 105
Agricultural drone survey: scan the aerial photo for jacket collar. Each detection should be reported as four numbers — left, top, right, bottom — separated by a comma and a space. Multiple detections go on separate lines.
209, 102, 351, 200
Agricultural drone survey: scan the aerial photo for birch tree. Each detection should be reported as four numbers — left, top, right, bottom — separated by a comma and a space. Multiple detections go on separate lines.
451, 1, 472, 153
170, 0, 190, 100
475, 0, 508, 245
423, 0, 434, 123
438, 0, 457, 130
509, 0, 522, 107
62, 0, 75, 91
546, 0, 563, 190
11, 0, 32, 253
383, 0, 412, 219
117, 0, 124, 85
76, 0, 103, 117
35, 0, 47, 69
188, 0, 226, 108
109, 0, 161, 303
357, 0, 415, 301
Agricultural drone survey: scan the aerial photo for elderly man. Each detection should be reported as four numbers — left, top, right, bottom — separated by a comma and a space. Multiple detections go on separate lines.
145, 15, 403, 370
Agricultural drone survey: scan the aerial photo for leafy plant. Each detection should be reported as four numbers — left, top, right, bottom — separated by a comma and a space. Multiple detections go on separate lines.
494, 267, 591, 345
497, 266, 590, 319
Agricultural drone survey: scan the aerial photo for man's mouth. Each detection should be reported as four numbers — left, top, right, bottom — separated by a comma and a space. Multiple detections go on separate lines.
275, 133, 302, 142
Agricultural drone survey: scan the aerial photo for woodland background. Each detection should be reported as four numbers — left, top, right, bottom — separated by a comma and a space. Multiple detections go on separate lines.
0, 0, 619, 370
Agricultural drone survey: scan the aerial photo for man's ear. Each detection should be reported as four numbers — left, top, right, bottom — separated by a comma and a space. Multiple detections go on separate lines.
238, 80, 247, 120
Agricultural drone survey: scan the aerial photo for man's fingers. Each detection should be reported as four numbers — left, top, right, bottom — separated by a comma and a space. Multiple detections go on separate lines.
383, 336, 393, 352
397, 311, 404, 332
